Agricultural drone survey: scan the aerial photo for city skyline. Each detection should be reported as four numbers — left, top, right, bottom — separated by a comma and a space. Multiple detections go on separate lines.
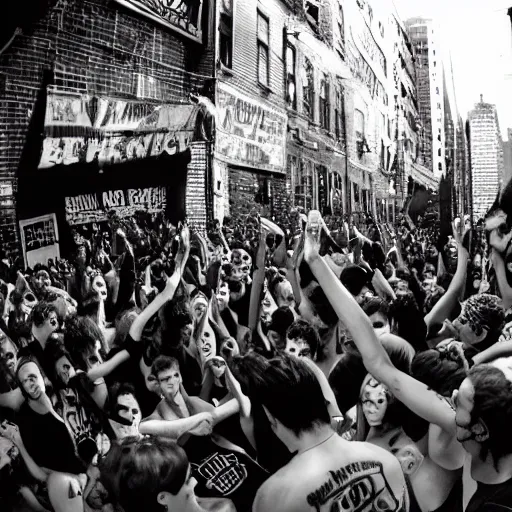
393, 0, 512, 140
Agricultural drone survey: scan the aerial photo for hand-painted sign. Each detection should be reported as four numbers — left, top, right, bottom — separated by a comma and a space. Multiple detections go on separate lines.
216, 83, 287, 174
19, 214, 60, 269
114, 0, 204, 43
39, 93, 197, 169
65, 186, 167, 226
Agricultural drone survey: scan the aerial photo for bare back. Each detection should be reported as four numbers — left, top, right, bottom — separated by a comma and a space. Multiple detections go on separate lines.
253, 435, 408, 512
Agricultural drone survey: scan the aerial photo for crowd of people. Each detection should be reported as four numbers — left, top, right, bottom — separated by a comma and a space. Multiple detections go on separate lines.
1, 198, 512, 512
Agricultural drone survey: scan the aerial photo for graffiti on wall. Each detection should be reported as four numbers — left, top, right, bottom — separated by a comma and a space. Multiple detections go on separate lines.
39, 93, 197, 169
216, 83, 287, 174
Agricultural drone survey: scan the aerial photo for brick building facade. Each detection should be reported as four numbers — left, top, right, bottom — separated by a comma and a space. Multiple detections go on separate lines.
0, 0, 215, 257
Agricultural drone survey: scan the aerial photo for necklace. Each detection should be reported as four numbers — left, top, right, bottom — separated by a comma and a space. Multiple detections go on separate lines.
296, 432, 336, 456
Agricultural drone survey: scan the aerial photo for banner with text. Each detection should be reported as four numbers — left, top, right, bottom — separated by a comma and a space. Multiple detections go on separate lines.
114, 0, 204, 43
39, 93, 197, 169
216, 83, 287, 174
65, 186, 167, 226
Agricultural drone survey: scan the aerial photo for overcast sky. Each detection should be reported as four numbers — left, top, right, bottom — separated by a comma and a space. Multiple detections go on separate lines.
392, 0, 512, 139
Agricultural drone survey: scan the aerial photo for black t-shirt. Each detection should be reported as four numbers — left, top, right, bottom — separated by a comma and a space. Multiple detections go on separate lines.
466, 480, 512, 512
16, 401, 85, 474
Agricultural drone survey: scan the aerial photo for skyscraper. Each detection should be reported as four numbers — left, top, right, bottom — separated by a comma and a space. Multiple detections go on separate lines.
405, 17, 445, 178
467, 96, 504, 220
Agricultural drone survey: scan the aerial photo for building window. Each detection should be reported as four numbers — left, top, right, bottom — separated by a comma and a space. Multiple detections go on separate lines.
294, 159, 314, 209
305, 0, 320, 32
436, 87, 439, 95
257, 11, 270, 87
355, 109, 365, 142
302, 58, 314, 120
433, 61, 436, 67
438, 162, 443, 171
319, 75, 330, 130
438, 148, 442, 156
219, 0, 233, 68
335, 84, 345, 143
337, 4, 345, 59
286, 44, 297, 108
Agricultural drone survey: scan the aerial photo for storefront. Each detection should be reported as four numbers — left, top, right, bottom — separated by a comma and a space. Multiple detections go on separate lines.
16, 90, 206, 264
214, 82, 288, 224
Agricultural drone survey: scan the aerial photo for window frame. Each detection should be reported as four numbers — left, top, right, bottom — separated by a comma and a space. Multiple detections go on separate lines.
302, 57, 315, 121
285, 43, 297, 109
319, 74, 330, 130
257, 10, 270, 88
219, 0, 234, 69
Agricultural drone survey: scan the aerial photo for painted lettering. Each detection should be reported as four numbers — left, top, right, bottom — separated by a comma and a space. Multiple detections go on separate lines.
102, 189, 126, 208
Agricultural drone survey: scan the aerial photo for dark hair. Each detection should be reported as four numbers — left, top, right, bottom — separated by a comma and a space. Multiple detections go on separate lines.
286, 320, 320, 360
107, 382, 138, 417
328, 352, 367, 414
469, 363, 512, 466
78, 291, 102, 318
99, 437, 189, 512
64, 316, 104, 371
362, 297, 389, 318
379, 333, 415, 374
44, 336, 75, 389
268, 307, 295, 340
306, 284, 338, 328
151, 355, 180, 379
231, 352, 330, 436
389, 293, 428, 353
30, 301, 58, 328
411, 348, 467, 397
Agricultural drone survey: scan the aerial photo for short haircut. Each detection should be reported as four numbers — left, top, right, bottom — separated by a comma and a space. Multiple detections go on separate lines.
99, 437, 189, 512
231, 352, 330, 436
286, 320, 320, 360
362, 297, 389, 318
151, 355, 180, 379
30, 301, 58, 328
469, 362, 512, 466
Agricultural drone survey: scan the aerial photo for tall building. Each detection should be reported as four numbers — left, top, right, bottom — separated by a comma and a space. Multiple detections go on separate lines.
467, 96, 504, 220
455, 115, 471, 215
405, 17, 445, 178
391, 9, 437, 201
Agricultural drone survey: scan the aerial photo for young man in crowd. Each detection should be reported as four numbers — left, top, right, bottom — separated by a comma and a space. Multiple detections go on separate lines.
241, 352, 407, 512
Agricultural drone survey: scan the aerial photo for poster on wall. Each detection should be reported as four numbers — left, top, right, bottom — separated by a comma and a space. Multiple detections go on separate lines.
114, 0, 204, 43
216, 82, 287, 174
39, 93, 197, 169
19, 214, 60, 269
65, 186, 167, 226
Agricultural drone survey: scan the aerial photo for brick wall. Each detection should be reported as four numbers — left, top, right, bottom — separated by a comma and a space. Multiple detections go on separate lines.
0, 0, 214, 256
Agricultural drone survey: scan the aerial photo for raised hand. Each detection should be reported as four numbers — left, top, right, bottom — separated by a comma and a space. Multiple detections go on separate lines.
304, 210, 323, 264
0, 420, 22, 446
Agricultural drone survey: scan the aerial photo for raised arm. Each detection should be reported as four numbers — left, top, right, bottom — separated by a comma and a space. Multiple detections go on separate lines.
140, 410, 214, 440
425, 219, 469, 332
304, 212, 457, 435
129, 267, 181, 342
